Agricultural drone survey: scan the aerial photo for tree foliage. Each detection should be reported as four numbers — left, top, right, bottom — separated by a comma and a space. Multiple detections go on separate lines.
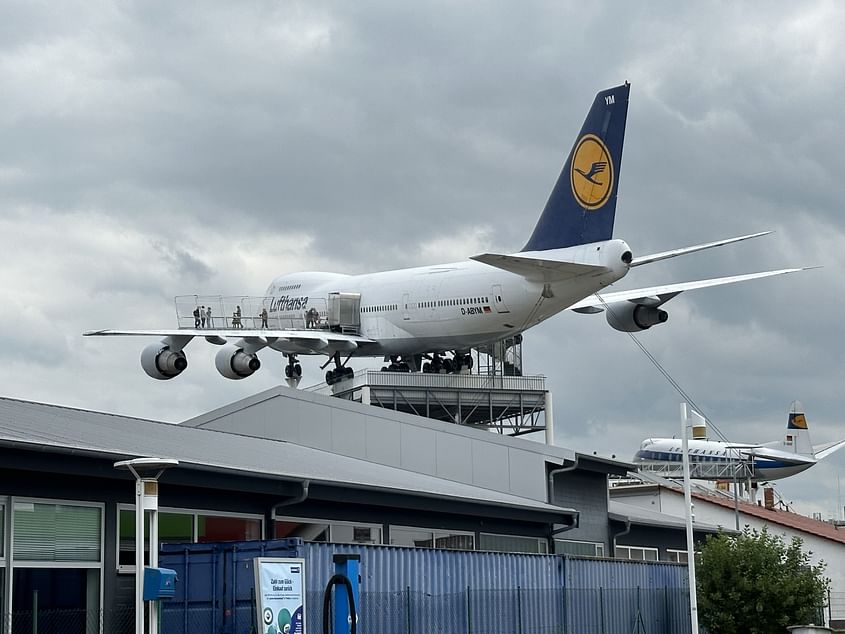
696, 527, 829, 633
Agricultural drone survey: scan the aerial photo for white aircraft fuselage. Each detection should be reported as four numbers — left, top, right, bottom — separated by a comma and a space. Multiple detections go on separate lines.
634, 437, 816, 482
265, 241, 631, 356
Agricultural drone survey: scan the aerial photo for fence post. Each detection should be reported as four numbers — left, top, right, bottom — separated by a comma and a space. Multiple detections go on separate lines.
406, 586, 411, 634
561, 586, 567, 634
517, 585, 523, 634
32, 590, 37, 634
599, 586, 605, 634
466, 586, 472, 634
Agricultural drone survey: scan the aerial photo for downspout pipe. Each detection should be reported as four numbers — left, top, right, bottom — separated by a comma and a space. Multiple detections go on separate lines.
548, 457, 580, 542
611, 519, 632, 557
547, 456, 579, 504
268, 480, 310, 536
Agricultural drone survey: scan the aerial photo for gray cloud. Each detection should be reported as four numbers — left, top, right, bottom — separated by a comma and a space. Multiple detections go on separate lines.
1, 0, 844, 517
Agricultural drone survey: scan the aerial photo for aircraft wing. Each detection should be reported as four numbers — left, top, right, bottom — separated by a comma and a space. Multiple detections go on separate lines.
629, 232, 771, 267
83, 328, 376, 355
568, 267, 809, 312
813, 439, 845, 461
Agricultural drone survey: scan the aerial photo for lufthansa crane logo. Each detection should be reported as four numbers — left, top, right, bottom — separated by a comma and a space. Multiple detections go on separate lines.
570, 134, 613, 210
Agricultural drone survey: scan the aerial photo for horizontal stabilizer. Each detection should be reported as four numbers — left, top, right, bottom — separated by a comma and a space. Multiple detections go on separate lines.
568, 267, 809, 311
471, 253, 605, 282
813, 439, 845, 461
630, 232, 771, 267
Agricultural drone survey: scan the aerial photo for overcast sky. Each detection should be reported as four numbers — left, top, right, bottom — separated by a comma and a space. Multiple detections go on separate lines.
2, 1, 844, 520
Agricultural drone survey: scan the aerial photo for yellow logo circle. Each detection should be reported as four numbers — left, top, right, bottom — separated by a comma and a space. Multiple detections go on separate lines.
570, 134, 613, 210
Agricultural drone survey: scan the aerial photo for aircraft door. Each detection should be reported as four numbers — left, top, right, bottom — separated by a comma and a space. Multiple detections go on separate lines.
491, 284, 510, 313
402, 292, 411, 321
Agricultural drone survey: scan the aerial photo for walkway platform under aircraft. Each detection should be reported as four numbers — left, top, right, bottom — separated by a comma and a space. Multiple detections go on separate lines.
310, 370, 550, 437
636, 461, 756, 481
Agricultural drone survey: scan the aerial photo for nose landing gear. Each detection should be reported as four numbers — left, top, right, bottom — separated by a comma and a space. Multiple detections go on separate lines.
284, 354, 303, 388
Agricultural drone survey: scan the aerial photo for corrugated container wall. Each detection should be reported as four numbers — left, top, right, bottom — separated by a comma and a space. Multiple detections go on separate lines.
160, 539, 692, 634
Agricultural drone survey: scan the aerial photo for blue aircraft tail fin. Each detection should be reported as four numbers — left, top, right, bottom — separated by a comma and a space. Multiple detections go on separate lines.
522, 83, 630, 252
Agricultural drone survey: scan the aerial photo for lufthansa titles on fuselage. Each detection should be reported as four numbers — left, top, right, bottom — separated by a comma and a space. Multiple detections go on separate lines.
269, 295, 309, 313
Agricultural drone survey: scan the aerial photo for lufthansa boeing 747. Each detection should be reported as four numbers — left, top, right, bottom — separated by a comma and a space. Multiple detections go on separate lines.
85, 82, 807, 385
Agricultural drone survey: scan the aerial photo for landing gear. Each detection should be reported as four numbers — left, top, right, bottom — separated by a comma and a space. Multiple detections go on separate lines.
381, 355, 411, 372
325, 352, 354, 386
284, 354, 303, 388
421, 352, 472, 374
284, 355, 303, 379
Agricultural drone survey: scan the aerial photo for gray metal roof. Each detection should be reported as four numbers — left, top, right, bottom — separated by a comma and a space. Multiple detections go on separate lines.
608, 500, 730, 534
0, 396, 573, 520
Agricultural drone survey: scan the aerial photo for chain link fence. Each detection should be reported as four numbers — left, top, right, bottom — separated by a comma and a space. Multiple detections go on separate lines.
2, 607, 133, 634
829, 591, 845, 629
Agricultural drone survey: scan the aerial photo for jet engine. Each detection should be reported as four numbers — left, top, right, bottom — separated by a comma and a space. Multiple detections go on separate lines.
215, 344, 261, 380
141, 342, 188, 380
606, 303, 668, 332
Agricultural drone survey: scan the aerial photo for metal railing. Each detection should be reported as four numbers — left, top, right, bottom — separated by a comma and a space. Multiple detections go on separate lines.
348, 370, 547, 392
173, 295, 330, 331
637, 460, 756, 481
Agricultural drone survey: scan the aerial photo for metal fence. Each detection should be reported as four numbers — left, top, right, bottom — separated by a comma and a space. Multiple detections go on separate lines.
2, 607, 134, 634
156, 585, 690, 634
829, 591, 845, 626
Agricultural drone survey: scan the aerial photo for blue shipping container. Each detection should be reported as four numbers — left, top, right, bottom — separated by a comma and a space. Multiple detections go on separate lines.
160, 539, 692, 634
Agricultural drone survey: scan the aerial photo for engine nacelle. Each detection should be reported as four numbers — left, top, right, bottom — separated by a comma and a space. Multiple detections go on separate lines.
606, 303, 668, 332
215, 344, 261, 380
141, 342, 188, 380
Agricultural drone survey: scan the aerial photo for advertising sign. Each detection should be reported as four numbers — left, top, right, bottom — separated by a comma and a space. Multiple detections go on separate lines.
254, 557, 306, 634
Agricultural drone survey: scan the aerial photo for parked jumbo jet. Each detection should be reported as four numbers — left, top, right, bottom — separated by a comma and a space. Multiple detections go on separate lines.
85, 82, 807, 385
633, 402, 845, 482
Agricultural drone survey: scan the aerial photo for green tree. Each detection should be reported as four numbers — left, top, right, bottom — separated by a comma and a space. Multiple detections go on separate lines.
697, 527, 829, 633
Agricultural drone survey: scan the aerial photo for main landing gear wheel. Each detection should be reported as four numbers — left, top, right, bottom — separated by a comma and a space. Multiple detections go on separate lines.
381, 355, 411, 372
326, 366, 353, 385
422, 352, 472, 374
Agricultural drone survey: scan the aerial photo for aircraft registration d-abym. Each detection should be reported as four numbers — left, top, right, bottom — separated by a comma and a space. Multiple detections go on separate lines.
633, 401, 845, 482
85, 82, 807, 385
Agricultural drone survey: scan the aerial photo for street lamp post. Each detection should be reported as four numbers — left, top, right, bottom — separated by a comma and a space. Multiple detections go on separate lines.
114, 458, 179, 634
680, 403, 701, 634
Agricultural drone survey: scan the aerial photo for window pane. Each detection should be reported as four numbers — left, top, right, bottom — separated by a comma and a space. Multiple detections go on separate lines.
14, 503, 101, 562
434, 532, 474, 551
160, 512, 193, 543
554, 539, 603, 557
198, 515, 261, 542
481, 534, 545, 554
330, 524, 381, 545
389, 528, 434, 548
274, 520, 329, 542
118, 509, 148, 567
119, 510, 193, 567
